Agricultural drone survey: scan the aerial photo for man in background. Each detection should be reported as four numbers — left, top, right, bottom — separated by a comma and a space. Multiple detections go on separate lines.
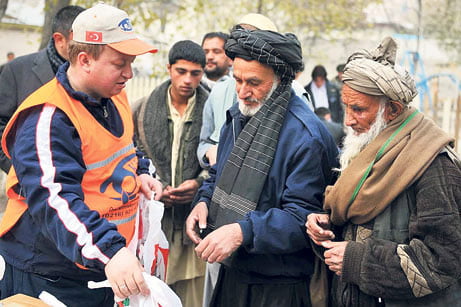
0, 5, 85, 173
133, 40, 209, 307
201, 32, 232, 90
315, 107, 345, 148
305, 64, 343, 124
331, 63, 345, 92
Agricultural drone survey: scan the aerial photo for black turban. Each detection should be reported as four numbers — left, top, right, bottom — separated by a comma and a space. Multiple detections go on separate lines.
225, 28, 303, 82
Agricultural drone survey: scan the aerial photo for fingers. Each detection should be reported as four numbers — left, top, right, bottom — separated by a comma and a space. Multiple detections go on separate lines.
306, 214, 335, 244
186, 215, 201, 244
133, 269, 149, 296
150, 179, 163, 201
105, 247, 149, 300
169, 194, 194, 204
186, 202, 208, 244
113, 272, 149, 299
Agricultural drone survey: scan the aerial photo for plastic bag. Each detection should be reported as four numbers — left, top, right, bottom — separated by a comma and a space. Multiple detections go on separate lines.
128, 272, 182, 307
88, 272, 182, 307
138, 194, 169, 281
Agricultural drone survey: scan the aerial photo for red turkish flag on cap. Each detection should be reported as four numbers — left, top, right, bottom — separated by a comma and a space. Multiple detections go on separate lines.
86, 31, 103, 43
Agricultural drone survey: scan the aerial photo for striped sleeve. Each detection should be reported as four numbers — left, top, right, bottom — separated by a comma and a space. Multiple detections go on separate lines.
10, 104, 125, 270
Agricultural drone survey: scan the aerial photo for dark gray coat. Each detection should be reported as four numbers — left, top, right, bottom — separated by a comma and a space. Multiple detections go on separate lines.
0, 49, 55, 172
133, 80, 209, 243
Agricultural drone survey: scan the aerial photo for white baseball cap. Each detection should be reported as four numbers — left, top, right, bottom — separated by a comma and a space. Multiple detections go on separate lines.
237, 13, 278, 32
72, 3, 157, 56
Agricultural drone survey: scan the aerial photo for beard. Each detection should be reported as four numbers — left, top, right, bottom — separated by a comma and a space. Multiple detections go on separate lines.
339, 103, 387, 171
238, 80, 279, 117
205, 64, 228, 80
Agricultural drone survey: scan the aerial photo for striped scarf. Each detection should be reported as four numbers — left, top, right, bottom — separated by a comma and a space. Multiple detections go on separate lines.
208, 29, 303, 229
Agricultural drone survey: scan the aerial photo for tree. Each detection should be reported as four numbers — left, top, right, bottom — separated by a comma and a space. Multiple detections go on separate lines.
423, 0, 461, 62
0, 0, 8, 22
39, 0, 71, 50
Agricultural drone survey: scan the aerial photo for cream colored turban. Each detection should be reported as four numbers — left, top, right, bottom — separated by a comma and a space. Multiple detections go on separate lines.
342, 37, 417, 104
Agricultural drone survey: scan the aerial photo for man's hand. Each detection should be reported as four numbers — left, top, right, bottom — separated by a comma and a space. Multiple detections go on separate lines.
322, 241, 348, 276
205, 145, 218, 166
105, 247, 149, 299
138, 174, 162, 201
168, 179, 199, 205
195, 223, 243, 263
161, 185, 174, 208
185, 202, 208, 244
305, 213, 335, 245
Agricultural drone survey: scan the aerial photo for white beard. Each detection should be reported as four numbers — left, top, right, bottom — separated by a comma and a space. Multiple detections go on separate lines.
339, 104, 387, 171
238, 80, 279, 117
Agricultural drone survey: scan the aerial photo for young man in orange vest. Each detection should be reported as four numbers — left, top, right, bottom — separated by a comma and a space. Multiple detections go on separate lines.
0, 4, 162, 306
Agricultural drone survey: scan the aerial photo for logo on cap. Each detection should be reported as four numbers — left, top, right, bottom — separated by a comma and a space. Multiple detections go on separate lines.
118, 18, 133, 32
86, 31, 103, 43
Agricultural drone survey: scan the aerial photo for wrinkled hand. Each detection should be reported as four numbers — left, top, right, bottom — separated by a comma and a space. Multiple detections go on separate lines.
138, 174, 162, 201
168, 179, 199, 205
185, 202, 208, 244
105, 247, 149, 299
195, 223, 242, 263
161, 186, 174, 208
205, 145, 218, 166
323, 241, 348, 276
305, 213, 335, 245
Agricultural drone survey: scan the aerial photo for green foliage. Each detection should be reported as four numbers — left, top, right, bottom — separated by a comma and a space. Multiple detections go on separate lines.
424, 0, 461, 61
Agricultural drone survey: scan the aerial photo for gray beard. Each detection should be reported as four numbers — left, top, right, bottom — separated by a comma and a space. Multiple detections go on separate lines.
339, 104, 387, 171
238, 80, 279, 117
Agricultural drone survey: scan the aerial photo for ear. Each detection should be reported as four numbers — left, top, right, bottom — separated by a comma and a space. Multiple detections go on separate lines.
52, 32, 66, 50
386, 100, 404, 121
76, 52, 92, 73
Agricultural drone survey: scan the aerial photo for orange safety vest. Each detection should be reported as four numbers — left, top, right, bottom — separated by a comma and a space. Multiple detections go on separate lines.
0, 78, 140, 248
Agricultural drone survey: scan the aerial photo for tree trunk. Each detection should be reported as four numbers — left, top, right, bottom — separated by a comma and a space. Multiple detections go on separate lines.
39, 0, 71, 50
0, 0, 8, 22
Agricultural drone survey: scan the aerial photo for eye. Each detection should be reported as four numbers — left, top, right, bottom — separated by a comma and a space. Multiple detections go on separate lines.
351, 105, 364, 112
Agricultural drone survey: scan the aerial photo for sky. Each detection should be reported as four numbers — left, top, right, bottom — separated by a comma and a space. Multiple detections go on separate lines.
5, 0, 45, 26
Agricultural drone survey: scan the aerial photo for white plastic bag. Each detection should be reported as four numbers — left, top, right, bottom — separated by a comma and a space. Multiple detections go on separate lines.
88, 272, 182, 307
138, 194, 169, 281
128, 272, 182, 307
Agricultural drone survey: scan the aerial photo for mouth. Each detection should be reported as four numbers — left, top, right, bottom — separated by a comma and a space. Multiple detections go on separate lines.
180, 86, 192, 92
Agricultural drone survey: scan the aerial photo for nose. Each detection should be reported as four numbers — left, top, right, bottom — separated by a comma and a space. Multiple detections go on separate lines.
122, 64, 133, 80
184, 73, 192, 84
344, 108, 356, 127
237, 83, 251, 100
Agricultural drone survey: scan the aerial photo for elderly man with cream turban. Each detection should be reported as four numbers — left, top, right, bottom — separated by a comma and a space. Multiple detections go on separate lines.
186, 27, 338, 307
306, 37, 461, 306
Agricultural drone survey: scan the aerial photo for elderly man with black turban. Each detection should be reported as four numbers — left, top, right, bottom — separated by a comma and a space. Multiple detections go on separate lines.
306, 37, 461, 306
185, 28, 338, 306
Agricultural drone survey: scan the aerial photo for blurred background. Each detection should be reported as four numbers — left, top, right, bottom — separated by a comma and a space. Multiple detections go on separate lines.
0, 0, 460, 148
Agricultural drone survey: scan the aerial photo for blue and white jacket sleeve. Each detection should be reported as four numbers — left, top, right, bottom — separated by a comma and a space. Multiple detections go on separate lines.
9, 105, 126, 271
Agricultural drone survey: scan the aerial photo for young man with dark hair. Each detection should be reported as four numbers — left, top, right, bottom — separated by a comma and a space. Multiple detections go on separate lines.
0, 5, 85, 173
305, 64, 343, 124
133, 40, 209, 307
201, 32, 232, 89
